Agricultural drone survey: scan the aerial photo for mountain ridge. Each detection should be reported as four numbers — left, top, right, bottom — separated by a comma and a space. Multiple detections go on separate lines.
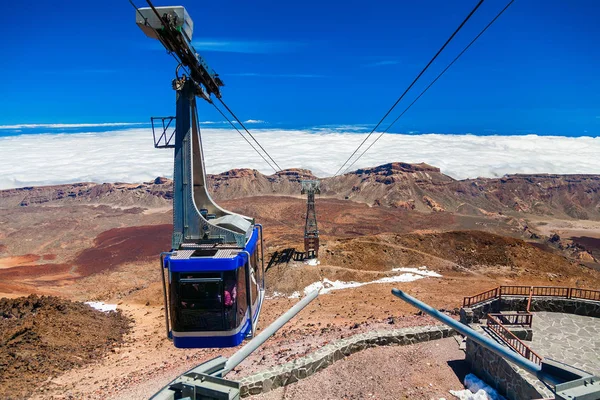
1, 162, 599, 220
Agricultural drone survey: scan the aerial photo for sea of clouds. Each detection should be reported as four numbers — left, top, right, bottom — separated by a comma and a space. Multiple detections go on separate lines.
0, 127, 599, 189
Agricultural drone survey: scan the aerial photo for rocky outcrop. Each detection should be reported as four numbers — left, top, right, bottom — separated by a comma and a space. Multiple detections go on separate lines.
423, 196, 445, 212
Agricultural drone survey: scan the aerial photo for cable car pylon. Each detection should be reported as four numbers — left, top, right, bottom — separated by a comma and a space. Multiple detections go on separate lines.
301, 180, 320, 259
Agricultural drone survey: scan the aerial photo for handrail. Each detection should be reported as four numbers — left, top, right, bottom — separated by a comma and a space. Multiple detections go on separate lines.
487, 312, 533, 328
463, 285, 600, 308
463, 287, 498, 307
487, 314, 542, 365
571, 288, 600, 301
526, 286, 533, 312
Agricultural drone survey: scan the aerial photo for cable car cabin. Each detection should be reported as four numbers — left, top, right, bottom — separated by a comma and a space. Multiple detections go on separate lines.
163, 226, 265, 348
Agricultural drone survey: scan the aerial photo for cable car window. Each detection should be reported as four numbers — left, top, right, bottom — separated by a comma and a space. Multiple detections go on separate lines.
223, 270, 238, 329
174, 273, 224, 332
252, 250, 260, 284
250, 254, 259, 303
237, 267, 247, 324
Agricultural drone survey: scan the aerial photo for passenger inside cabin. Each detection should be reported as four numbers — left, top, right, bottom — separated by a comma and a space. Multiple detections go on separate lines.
224, 280, 237, 307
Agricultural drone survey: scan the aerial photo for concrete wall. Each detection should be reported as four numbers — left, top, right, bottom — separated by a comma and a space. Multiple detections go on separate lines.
502, 297, 600, 318
466, 338, 553, 400
239, 325, 456, 397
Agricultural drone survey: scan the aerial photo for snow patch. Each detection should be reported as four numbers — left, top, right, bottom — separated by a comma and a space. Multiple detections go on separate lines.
266, 291, 301, 299
391, 266, 443, 277
302, 266, 442, 295
85, 301, 117, 312
449, 373, 505, 400
304, 258, 320, 266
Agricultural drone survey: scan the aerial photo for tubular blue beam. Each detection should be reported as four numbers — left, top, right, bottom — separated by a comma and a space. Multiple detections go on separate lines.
391, 288, 543, 377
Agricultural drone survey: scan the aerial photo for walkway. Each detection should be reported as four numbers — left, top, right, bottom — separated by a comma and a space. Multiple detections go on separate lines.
530, 311, 600, 376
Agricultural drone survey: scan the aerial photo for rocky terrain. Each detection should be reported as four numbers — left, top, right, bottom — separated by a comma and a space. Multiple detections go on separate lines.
0, 295, 130, 399
0, 161, 599, 399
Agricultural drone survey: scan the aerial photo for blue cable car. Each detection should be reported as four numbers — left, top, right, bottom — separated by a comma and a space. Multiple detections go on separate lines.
163, 225, 265, 348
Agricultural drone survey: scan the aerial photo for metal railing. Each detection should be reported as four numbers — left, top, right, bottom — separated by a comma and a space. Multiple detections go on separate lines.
486, 314, 543, 365
463, 286, 600, 308
487, 312, 533, 328
571, 288, 600, 301
463, 287, 499, 307
499, 285, 532, 296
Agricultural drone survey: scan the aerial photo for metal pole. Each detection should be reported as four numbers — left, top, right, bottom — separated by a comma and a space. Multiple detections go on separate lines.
391, 288, 543, 377
160, 252, 173, 340
256, 224, 265, 290
241, 251, 255, 339
222, 289, 319, 376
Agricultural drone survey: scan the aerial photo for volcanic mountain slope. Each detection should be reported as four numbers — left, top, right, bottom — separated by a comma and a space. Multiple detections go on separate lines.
321, 163, 600, 219
1, 167, 600, 399
1, 162, 599, 220
320, 231, 597, 282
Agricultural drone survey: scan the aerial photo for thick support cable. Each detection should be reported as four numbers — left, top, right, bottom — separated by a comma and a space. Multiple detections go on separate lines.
217, 98, 282, 172
211, 102, 279, 173
342, 0, 514, 175
333, 0, 485, 177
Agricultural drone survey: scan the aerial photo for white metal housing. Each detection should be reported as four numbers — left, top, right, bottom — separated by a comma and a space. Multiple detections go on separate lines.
136, 6, 193, 42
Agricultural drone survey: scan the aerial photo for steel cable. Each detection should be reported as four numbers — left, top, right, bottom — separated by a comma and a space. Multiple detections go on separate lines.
342, 0, 514, 175
333, 0, 486, 176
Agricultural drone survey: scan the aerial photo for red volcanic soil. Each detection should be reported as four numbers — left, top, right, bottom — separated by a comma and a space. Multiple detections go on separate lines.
0, 295, 131, 399
0, 263, 72, 280
0, 254, 40, 268
42, 254, 57, 261
74, 224, 172, 276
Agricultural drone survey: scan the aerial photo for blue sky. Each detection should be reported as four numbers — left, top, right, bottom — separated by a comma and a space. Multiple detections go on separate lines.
1, 0, 599, 136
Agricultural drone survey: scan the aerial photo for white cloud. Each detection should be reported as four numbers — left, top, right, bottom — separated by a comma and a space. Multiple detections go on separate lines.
228, 72, 325, 78
364, 60, 401, 67
191, 39, 303, 54
0, 122, 145, 130
0, 128, 599, 189
244, 119, 266, 124
199, 120, 228, 125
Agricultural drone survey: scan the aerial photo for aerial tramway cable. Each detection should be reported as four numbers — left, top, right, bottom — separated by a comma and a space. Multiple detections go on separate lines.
211, 102, 279, 173
216, 98, 283, 172
341, 0, 515, 175
333, 0, 486, 177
